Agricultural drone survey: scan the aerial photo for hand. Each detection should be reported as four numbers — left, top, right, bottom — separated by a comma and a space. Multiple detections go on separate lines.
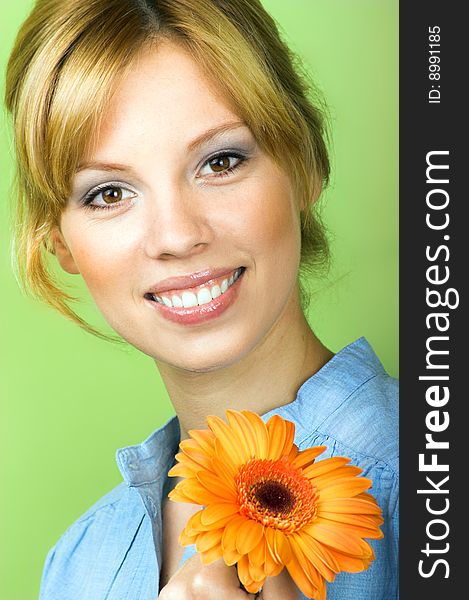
158, 553, 253, 600
260, 569, 300, 600
158, 553, 300, 600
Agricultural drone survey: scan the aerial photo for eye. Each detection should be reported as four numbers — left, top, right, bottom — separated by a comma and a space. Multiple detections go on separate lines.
198, 152, 245, 179
82, 184, 137, 209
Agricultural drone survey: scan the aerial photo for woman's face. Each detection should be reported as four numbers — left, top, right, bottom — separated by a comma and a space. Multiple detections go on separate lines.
56, 40, 303, 372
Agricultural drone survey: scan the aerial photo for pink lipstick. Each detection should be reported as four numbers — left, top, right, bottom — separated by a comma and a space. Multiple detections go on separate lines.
144, 267, 245, 325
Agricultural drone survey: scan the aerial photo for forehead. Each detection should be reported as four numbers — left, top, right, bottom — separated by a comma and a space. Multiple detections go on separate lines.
87, 40, 241, 161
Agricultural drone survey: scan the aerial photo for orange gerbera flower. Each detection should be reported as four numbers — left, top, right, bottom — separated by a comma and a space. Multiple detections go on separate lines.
168, 410, 383, 599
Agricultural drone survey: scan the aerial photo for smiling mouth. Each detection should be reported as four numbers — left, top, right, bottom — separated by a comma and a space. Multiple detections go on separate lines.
144, 267, 245, 308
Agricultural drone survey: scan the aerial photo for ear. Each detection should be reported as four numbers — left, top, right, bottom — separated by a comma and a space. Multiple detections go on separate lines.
50, 227, 80, 274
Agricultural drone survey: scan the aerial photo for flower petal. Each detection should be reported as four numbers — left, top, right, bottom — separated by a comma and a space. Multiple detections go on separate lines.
221, 515, 248, 552
264, 529, 281, 575
210, 450, 239, 485
195, 528, 224, 553
267, 562, 284, 578
356, 491, 379, 505
196, 514, 237, 531
305, 521, 366, 555
317, 496, 382, 515
274, 528, 292, 564
168, 481, 203, 504
301, 456, 350, 477
287, 444, 300, 461
225, 410, 259, 459
185, 509, 205, 535
179, 445, 215, 472
318, 510, 383, 531
249, 561, 267, 582
237, 554, 264, 593
290, 537, 325, 589
196, 470, 237, 502
317, 477, 373, 501
319, 517, 384, 540
223, 548, 243, 566
206, 415, 248, 467
173, 450, 212, 474
200, 544, 224, 565
236, 519, 265, 555
292, 531, 338, 582
249, 537, 266, 568
187, 428, 216, 454
167, 462, 195, 478
291, 446, 327, 469
179, 528, 198, 546
330, 548, 374, 573
179, 438, 207, 453
286, 542, 321, 599
296, 529, 341, 573
241, 410, 270, 459
266, 415, 296, 458
264, 526, 278, 561
214, 413, 253, 464
200, 503, 240, 526
310, 466, 364, 489
265, 414, 287, 460
176, 479, 224, 505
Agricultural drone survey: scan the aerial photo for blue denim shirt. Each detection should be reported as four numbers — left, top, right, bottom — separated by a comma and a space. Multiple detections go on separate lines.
39, 338, 399, 599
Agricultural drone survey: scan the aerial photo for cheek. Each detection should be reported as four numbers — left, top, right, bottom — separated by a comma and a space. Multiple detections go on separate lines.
60, 216, 139, 299
242, 173, 301, 266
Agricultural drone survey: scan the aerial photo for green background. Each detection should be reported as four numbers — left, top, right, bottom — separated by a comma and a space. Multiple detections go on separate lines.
0, 1, 398, 598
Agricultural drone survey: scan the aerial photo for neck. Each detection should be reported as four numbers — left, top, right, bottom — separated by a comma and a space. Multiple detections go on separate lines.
156, 297, 333, 440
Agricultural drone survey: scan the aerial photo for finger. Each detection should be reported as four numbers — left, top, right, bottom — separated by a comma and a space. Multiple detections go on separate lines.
259, 569, 300, 600
160, 554, 259, 599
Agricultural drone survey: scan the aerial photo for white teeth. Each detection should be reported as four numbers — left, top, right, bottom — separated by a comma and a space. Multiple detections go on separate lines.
151, 269, 243, 308
211, 284, 221, 299
181, 291, 198, 308
171, 294, 183, 307
197, 287, 212, 306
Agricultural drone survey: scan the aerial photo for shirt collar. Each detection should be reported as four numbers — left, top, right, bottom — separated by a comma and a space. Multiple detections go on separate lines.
262, 336, 385, 444
116, 337, 383, 486
116, 415, 180, 487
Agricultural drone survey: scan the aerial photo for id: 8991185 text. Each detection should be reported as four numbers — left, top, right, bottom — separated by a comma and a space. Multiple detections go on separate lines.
428, 26, 441, 104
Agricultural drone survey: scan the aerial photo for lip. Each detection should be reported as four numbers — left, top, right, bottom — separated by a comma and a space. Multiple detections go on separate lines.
144, 267, 245, 326
147, 267, 239, 295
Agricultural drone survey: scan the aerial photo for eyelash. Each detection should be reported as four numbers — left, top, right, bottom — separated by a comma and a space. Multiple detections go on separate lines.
81, 184, 135, 211
197, 151, 246, 181
81, 151, 248, 211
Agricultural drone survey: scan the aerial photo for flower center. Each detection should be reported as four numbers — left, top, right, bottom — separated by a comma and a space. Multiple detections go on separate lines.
253, 481, 295, 514
236, 457, 318, 532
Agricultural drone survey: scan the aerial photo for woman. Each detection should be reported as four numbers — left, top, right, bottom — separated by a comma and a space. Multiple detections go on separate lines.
4, 0, 398, 598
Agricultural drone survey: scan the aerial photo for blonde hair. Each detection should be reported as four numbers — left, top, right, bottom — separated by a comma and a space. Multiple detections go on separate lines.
5, 0, 330, 337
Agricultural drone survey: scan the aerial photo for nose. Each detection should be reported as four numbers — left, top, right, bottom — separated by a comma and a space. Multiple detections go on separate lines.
143, 184, 214, 260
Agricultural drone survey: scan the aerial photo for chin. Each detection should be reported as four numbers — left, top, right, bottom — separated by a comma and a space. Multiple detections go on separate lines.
149, 335, 257, 374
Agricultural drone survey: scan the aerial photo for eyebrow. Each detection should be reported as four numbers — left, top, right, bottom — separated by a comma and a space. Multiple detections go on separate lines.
76, 120, 248, 174
187, 120, 247, 152
75, 161, 132, 174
